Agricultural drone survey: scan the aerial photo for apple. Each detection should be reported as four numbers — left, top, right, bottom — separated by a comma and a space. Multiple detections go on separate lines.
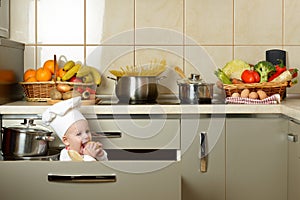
69, 76, 83, 83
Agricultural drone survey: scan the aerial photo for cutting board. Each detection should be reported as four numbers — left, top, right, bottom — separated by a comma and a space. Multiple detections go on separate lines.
47, 99, 96, 105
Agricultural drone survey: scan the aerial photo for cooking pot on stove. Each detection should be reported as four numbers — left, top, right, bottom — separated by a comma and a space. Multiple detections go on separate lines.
177, 74, 214, 104
108, 76, 166, 103
1, 119, 55, 157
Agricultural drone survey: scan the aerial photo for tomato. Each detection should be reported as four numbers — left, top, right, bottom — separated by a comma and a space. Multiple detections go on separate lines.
241, 70, 260, 83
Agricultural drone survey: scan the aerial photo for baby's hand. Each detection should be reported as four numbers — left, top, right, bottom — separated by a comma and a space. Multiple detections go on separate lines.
83, 141, 104, 159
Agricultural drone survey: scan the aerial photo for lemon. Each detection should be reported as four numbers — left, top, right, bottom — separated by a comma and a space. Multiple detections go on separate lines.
222, 59, 250, 79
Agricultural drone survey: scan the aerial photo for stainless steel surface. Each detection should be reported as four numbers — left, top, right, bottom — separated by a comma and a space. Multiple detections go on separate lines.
178, 80, 214, 104
48, 174, 117, 183
109, 76, 166, 103
2, 148, 60, 160
1, 119, 54, 157
0, 0, 9, 38
288, 133, 298, 142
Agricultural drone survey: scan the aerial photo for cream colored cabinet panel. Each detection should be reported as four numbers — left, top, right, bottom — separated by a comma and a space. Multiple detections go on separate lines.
0, 161, 180, 200
181, 115, 226, 200
0, 0, 9, 38
226, 116, 288, 200
288, 120, 300, 200
89, 119, 180, 149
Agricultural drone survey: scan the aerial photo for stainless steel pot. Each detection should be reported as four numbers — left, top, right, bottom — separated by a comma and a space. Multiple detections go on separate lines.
1, 119, 55, 157
108, 76, 166, 103
177, 74, 214, 104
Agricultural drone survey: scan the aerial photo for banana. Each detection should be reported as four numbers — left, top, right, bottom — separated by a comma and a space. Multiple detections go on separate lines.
63, 60, 75, 71
82, 73, 94, 83
89, 67, 102, 86
62, 64, 81, 81
76, 66, 92, 77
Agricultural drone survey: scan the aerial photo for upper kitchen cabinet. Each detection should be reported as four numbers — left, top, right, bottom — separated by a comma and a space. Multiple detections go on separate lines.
0, 0, 9, 38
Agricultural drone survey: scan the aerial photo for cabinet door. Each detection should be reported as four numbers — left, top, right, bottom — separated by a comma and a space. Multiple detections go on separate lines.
181, 115, 226, 200
0, 161, 180, 200
226, 116, 288, 200
288, 120, 300, 200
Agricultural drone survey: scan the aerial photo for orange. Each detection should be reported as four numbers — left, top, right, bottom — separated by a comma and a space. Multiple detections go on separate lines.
26, 76, 38, 82
43, 60, 58, 75
36, 67, 52, 81
58, 67, 67, 78
23, 69, 36, 81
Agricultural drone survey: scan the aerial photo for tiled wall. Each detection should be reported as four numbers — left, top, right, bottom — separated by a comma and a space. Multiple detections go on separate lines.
10, 0, 300, 94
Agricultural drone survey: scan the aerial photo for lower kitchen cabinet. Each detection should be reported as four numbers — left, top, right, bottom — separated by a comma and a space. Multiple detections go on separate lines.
226, 115, 288, 200
288, 120, 300, 200
181, 115, 226, 200
0, 161, 180, 200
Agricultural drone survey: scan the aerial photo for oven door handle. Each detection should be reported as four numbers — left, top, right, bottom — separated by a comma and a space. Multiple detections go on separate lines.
93, 131, 122, 138
48, 174, 117, 183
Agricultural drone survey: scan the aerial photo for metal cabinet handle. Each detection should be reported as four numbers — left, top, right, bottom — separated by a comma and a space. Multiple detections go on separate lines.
48, 174, 116, 183
93, 132, 122, 138
200, 132, 208, 173
288, 133, 298, 142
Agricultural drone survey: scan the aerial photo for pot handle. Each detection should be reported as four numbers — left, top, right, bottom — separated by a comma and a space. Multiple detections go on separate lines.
35, 135, 55, 142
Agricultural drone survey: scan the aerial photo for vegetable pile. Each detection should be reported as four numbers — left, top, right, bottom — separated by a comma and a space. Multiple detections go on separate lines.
215, 59, 298, 85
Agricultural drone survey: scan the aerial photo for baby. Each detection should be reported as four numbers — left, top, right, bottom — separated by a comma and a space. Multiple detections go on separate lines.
42, 96, 107, 161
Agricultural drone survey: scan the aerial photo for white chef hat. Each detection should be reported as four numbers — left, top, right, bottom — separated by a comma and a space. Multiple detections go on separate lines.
42, 96, 86, 140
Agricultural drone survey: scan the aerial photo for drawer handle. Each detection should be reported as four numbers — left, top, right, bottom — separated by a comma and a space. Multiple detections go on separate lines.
93, 132, 122, 138
48, 174, 116, 183
200, 132, 208, 173
288, 133, 298, 142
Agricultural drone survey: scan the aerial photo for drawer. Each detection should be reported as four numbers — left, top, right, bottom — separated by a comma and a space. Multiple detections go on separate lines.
88, 119, 180, 149
0, 161, 181, 200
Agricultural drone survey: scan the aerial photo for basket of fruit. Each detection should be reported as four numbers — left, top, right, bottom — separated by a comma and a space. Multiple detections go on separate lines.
20, 57, 102, 102
215, 59, 298, 103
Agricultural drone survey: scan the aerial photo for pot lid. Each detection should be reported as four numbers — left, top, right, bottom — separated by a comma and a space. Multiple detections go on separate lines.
177, 73, 214, 85
4, 119, 52, 135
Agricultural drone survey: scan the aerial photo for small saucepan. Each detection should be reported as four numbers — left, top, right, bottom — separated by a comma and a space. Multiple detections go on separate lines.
177, 74, 214, 104
1, 119, 55, 157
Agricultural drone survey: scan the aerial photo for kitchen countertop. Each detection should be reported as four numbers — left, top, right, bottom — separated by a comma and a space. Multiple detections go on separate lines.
0, 95, 300, 120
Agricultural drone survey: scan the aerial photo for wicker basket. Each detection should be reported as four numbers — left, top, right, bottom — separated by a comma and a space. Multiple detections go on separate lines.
19, 81, 96, 102
19, 81, 56, 102
223, 82, 288, 100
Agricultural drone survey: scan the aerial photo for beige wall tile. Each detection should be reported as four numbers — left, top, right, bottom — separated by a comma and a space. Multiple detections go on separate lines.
24, 46, 36, 71
235, 0, 282, 45
135, 0, 183, 45
184, 46, 219, 83
283, 46, 300, 93
135, 46, 184, 94
36, 46, 84, 68
86, 0, 134, 44
234, 46, 282, 65
285, 0, 300, 45
37, 0, 84, 44
10, 0, 35, 44
87, 46, 134, 95
185, 0, 233, 45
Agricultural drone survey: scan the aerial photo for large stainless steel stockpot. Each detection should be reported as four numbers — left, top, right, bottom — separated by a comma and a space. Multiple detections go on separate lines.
108, 76, 166, 103
1, 119, 55, 157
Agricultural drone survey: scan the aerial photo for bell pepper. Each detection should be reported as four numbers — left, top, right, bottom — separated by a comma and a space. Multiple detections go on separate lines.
241, 69, 260, 83
268, 59, 286, 82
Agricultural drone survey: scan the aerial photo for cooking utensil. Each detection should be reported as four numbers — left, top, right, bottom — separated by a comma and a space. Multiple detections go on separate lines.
108, 75, 166, 103
1, 119, 54, 157
174, 66, 186, 79
68, 150, 83, 161
177, 74, 214, 104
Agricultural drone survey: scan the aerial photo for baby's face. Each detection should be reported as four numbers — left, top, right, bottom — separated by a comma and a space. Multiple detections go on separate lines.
64, 119, 92, 154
